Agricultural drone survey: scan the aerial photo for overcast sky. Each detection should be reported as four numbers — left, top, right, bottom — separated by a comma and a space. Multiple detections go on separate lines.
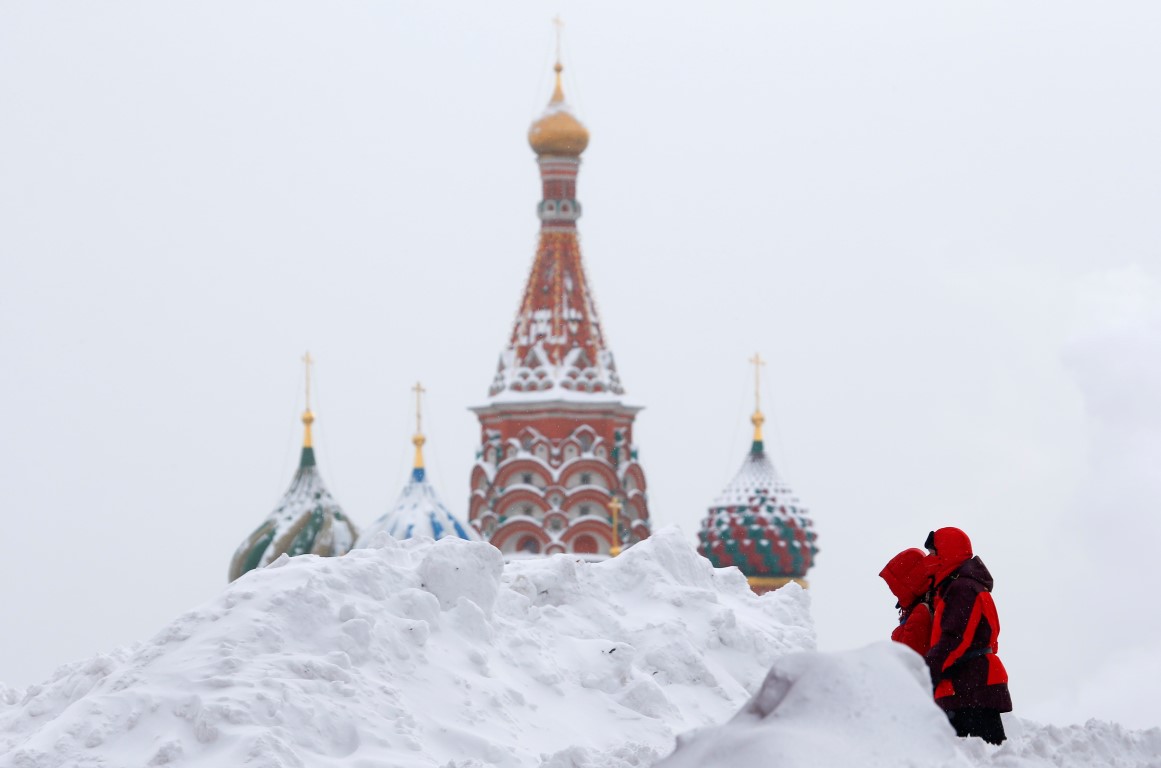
1, 1, 1159, 730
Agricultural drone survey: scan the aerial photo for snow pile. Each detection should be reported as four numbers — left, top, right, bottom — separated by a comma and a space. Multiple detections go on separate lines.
3, 529, 1159, 768
0, 528, 813, 767
655, 641, 1161, 768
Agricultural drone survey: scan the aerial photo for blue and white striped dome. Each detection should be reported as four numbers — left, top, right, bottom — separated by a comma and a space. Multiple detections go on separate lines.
359, 466, 480, 545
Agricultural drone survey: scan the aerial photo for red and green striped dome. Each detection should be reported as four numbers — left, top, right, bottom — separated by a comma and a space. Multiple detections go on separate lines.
697, 436, 818, 587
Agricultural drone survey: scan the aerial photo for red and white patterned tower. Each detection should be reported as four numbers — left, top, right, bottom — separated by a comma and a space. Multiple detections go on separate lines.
468, 52, 651, 559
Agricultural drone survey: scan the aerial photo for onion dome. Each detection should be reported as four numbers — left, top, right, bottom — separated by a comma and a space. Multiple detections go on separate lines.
528, 61, 589, 157
357, 383, 480, 546
229, 355, 358, 582
697, 357, 819, 593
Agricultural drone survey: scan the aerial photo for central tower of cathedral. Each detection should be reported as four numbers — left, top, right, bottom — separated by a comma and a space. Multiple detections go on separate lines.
468, 52, 651, 559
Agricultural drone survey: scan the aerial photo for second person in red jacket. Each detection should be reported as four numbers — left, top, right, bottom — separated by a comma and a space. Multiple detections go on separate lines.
880, 547, 934, 656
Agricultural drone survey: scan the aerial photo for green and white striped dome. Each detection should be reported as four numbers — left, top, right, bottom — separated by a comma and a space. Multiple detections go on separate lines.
229, 408, 358, 582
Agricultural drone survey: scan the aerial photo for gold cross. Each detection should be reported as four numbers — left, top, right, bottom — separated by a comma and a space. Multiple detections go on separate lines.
553, 15, 564, 64
303, 351, 314, 411
749, 352, 765, 413
412, 381, 426, 435
608, 495, 623, 557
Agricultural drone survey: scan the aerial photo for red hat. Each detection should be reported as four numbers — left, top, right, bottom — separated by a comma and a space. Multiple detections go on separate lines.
879, 548, 932, 606
924, 527, 973, 584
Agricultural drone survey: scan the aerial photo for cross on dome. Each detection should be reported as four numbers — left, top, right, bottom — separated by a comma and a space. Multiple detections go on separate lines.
301, 351, 316, 449
608, 495, 624, 557
553, 15, 563, 65
411, 381, 427, 479
749, 353, 766, 449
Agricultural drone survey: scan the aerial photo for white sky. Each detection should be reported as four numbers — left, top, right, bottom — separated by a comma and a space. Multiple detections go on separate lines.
1, 1, 1158, 730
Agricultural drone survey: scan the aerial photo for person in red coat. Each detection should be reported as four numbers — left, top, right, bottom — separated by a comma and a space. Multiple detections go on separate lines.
879, 547, 933, 656
924, 527, 1013, 745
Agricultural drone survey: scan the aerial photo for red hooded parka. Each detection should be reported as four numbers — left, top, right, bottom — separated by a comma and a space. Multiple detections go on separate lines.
924, 528, 1012, 713
879, 548, 933, 656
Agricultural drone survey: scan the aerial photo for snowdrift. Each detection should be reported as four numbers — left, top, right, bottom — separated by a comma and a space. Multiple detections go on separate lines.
0, 528, 813, 767
2, 528, 1158, 768
656, 641, 1161, 768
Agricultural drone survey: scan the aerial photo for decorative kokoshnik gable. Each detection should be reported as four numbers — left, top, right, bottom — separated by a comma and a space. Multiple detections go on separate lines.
469, 32, 651, 560
229, 354, 358, 582
697, 355, 819, 593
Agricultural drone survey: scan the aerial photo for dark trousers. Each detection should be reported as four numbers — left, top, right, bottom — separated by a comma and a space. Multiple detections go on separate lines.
946, 708, 1006, 745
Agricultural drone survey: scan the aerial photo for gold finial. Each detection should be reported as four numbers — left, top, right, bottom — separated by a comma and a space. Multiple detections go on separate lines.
302, 351, 315, 448
749, 352, 766, 444
550, 15, 565, 104
608, 495, 623, 557
411, 381, 427, 470
528, 17, 589, 157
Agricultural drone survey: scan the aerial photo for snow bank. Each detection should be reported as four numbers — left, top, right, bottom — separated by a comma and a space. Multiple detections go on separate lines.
655, 641, 1161, 768
3, 529, 1157, 768
0, 528, 813, 767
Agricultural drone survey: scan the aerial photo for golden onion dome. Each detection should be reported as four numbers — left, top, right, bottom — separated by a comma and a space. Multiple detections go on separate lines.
528, 62, 589, 157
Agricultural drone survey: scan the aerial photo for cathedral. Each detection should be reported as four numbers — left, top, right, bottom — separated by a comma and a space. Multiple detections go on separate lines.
229, 36, 816, 591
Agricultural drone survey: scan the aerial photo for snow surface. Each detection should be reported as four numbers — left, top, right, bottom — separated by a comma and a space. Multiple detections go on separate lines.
0, 529, 811, 767
657, 641, 1161, 768
2, 529, 1158, 768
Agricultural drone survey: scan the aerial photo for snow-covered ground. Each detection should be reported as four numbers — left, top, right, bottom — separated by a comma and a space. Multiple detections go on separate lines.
658, 642, 1161, 768
1, 529, 1157, 767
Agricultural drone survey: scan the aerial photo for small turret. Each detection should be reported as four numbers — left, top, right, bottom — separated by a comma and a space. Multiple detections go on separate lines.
229, 353, 358, 581
697, 355, 819, 592
357, 383, 479, 545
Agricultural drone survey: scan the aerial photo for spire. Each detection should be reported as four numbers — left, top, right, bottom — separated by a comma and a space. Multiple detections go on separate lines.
749, 353, 766, 454
490, 29, 618, 400
550, 15, 565, 104
301, 351, 316, 468
469, 33, 654, 561
411, 381, 426, 481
